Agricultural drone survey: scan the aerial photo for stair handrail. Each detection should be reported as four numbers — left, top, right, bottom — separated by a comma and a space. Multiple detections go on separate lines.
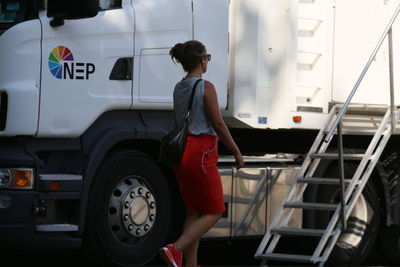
324, 3, 400, 142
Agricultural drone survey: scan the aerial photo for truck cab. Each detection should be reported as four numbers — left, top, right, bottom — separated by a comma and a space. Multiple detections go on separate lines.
0, 0, 228, 137
0, 0, 231, 265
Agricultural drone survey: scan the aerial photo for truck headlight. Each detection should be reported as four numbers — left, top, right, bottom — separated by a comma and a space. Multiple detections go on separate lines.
0, 168, 34, 190
0, 169, 11, 187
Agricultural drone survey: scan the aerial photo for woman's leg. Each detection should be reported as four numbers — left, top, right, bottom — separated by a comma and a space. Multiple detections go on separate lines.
182, 211, 201, 267
184, 239, 199, 267
174, 212, 222, 253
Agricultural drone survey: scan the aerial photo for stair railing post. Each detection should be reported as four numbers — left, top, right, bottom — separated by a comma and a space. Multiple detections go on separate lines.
388, 27, 395, 133
337, 122, 347, 230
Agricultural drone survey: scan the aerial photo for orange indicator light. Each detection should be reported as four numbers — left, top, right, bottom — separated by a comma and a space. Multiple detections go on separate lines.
12, 169, 33, 189
293, 116, 302, 123
50, 181, 60, 191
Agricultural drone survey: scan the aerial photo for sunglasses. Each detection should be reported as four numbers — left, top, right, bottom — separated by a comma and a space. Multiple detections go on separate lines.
203, 54, 211, 62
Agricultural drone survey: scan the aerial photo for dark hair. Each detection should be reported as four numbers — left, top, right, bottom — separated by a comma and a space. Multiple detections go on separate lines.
169, 40, 206, 72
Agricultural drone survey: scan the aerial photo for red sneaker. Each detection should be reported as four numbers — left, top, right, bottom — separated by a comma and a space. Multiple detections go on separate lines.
160, 243, 183, 267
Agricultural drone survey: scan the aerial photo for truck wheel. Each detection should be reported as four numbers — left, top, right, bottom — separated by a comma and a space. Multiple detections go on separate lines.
315, 163, 380, 266
83, 150, 171, 266
378, 224, 400, 263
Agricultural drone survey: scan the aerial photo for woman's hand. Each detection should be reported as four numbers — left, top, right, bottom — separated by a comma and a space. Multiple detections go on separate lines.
234, 151, 244, 170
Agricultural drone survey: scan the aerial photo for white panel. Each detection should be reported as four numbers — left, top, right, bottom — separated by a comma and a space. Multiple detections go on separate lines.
332, 0, 400, 105
39, 5, 134, 137
295, 0, 334, 113
0, 20, 41, 136
138, 48, 185, 103
226, 0, 298, 129
193, 0, 229, 108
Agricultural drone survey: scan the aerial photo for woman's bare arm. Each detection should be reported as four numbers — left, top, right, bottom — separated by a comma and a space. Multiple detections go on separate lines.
204, 81, 244, 169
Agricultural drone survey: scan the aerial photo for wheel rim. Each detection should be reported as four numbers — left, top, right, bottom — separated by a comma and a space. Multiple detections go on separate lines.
332, 192, 372, 249
108, 176, 157, 243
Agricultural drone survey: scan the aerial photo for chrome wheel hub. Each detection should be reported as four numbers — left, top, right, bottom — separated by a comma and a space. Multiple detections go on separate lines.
108, 176, 156, 242
122, 186, 156, 237
337, 194, 372, 248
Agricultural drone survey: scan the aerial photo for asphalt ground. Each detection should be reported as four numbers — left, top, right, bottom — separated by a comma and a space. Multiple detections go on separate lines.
0, 239, 259, 267
0, 237, 393, 267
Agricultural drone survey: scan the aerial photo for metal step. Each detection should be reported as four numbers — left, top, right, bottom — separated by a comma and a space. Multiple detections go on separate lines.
310, 153, 368, 160
258, 253, 314, 263
342, 115, 384, 122
336, 104, 389, 116
345, 109, 388, 117
284, 202, 337, 210
297, 177, 352, 185
36, 224, 78, 232
341, 126, 379, 131
323, 128, 381, 135
341, 116, 399, 125
39, 174, 83, 181
270, 227, 328, 236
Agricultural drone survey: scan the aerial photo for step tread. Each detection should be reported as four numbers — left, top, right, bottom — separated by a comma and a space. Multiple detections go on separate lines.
310, 153, 368, 160
297, 177, 352, 184
270, 227, 327, 236
257, 252, 315, 263
323, 129, 380, 135
36, 223, 78, 232
284, 201, 337, 210
339, 105, 389, 116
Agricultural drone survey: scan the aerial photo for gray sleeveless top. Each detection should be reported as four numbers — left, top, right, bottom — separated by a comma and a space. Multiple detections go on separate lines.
173, 77, 217, 136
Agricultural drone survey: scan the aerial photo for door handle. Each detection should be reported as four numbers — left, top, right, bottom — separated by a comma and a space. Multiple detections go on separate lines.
109, 57, 133, 80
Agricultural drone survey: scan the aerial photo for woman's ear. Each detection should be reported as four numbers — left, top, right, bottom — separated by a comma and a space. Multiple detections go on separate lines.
201, 58, 208, 72
201, 63, 206, 73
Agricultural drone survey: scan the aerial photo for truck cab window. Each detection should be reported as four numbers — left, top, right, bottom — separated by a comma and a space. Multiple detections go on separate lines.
0, 0, 26, 23
0, 0, 39, 35
100, 0, 122, 10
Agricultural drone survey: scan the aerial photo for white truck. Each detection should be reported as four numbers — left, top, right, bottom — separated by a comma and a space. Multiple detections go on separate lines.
1, 0, 400, 266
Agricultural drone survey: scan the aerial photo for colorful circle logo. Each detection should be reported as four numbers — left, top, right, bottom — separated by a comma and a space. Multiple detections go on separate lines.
48, 46, 74, 79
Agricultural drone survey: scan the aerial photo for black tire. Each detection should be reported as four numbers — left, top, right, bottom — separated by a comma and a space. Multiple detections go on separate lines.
378, 224, 400, 264
83, 150, 172, 266
315, 162, 381, 266
376, 151, 400, 264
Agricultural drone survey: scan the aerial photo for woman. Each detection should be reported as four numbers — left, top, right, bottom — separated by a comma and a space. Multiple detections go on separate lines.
160, 40, 244, 267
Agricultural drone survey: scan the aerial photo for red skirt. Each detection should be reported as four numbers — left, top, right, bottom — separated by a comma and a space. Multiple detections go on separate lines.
172, 134, 225, 214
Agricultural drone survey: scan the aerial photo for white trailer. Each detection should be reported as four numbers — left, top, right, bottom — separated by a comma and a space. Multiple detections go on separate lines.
0, 0, 400, 266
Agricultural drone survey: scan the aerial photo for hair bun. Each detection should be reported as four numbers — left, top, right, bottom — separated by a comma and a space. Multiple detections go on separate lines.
169, 40, 206, 72
170, 43, 185, 63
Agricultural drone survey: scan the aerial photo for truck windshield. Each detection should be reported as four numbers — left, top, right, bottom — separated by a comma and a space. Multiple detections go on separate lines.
0, 0, 26, 23
0, 0, 38, 35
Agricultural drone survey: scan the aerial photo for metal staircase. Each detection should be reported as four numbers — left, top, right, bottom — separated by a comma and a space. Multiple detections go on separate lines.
255, 3, 400, 266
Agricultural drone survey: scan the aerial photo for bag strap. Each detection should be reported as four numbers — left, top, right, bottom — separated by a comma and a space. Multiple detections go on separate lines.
187, 79, 202, 113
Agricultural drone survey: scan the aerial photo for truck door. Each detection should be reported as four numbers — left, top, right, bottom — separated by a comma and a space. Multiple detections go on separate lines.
131, 0, 193, 109
131, 0, 229, 110
38, 0, 134, 137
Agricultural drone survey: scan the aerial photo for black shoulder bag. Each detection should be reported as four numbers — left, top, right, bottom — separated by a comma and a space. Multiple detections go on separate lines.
159, 79, 202, 166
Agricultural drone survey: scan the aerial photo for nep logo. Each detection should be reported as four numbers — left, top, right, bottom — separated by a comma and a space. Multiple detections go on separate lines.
48, 46, 95, 80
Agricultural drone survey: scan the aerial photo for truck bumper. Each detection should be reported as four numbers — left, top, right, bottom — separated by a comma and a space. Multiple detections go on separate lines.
0, 190, 81, 249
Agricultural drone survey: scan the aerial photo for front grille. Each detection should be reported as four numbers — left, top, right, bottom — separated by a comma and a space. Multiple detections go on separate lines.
0, 92, 8, 131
